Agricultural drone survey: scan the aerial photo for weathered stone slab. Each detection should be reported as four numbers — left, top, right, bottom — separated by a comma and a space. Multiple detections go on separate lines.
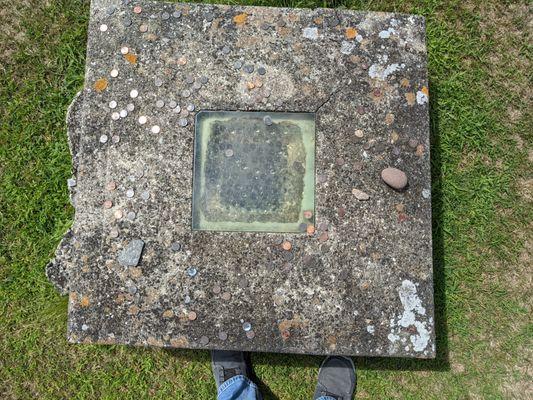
50, 0, 435, 358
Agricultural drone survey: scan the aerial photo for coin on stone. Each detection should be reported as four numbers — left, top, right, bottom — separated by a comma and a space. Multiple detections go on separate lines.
186, 104, 195, 112
106, 181, 116, 191
188, 311, 197, 321
109, 228, 119, 238
120, 46, 129, 55
112, 135, 120, 143
178, 118, 188, 127
168, 100, 177, 109
99, 134, 108, 143
246, 331, 255, 339
110, 69, 119, 78
151, 125, 161, 134
199, 336, 209, 345
119, 109, 128, 118
177, 56, 187, 65
221, 292, 231, 301
282, 241, 292, 251
303, 210, 313, 219
172, 10, 182, 18
126, 103, 135, 112
127, 211, 136, 220
242, 322, 252, 331
161, 11, 170, 20
99, 24, 108, 32
141, 191, 150, 200
306, 224, 315, 235
263, 115, 272, 125
224, 149, 234, 157
114, 209, 123, 219
126, 189, 134, 198
133, 6, 142, 14
138, 116, 147, 125
103, 200, 113, 209
109, 100, 117, 109
130, 89, 138, 98
156, 99, 165, 108
212, 285, 221, 294
218, 331, 228, 341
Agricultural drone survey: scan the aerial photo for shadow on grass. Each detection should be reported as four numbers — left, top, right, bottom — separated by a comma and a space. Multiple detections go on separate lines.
165, 81, 449, 399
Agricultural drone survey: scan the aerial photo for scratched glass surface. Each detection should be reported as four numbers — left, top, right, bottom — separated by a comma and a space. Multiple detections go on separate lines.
192, 111, 315, 232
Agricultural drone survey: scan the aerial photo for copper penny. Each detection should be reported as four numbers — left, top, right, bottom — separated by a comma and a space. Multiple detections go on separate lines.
212, 285, 221, 294
281, 241, 292, 251
319, 232, 329, 242
133, 6, 142, 14
306, 224, 315, 235
106, 181, 116, 191
303, 210, 313, 219
188, 311, 197, 321
103, 200, 113, 209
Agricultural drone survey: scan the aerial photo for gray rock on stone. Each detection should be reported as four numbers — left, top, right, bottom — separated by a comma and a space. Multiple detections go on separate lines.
118, 239, 145, 267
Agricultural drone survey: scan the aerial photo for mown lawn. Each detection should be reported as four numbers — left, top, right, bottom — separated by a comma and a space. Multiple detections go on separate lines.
0, 0, 531, 399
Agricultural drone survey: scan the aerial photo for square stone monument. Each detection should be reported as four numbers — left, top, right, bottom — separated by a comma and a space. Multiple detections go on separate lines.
47, 0, 435, 358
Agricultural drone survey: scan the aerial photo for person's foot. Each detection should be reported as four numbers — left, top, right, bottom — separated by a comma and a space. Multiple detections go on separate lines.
313, 356, 356, 400
211, 350, 251, 389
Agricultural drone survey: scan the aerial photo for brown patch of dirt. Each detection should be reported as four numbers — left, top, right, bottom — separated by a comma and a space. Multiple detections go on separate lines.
0, 0, 31, 71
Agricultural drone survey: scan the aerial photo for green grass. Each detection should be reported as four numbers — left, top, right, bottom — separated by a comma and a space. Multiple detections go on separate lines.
1, 0, 531, 399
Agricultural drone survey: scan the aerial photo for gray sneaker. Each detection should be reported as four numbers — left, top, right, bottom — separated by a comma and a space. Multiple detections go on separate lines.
313, 356, 356, 400
211, 350, 250, 389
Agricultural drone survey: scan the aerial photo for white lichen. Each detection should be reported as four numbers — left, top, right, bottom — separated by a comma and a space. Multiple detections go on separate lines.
302, 27, 318, 40
416, 90, 428, 105
368, 63, 404, 80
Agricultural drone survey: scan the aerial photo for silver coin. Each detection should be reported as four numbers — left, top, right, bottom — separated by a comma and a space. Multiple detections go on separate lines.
178, 118, 188, 127
263, 115, 273, 125
173, 105, 181, 113
192, 81, 202, 90
222, 45, 230, 54
126, 103, 134, 112
258, 67, 266, 75
200, 76, 208, 84
154, 77, 163, 87
243, 64, 254, 73
106, 6, 116, 16
126, 189, 134, 198
111, 112, 120, 120
234, 60, 242, 69
156, 99, 165, 108
141, 191, 150, 200
218, 332, 228, 341
110, 69, 119, 78
170, 242, 181, 251
119, 109, 128, 118
109, 100, 117, 109
122, 17, 132, 27
138, 116, 147, 125
422, 189, 431, 199
185, 75, 194, 84
187, 267, 197, 277
99, 134, 108, 143
112, 135, 120, 143
181, 89, 190, 98
186, 104, 195, 112
151, 125, 161, 134
127, 211, 136, 220
242, 322, 252, 332
168, 100, 177, 109
172, 10, 181, 18
67, 178, 77, 187
130, 89, 138, 98
161, 11, 170, 20
199, 336, 209, 345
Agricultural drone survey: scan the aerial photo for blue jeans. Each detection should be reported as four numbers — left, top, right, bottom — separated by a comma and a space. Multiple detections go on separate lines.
217, 375, 335, 400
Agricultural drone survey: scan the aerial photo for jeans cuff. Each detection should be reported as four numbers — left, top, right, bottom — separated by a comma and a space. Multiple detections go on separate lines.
218, 374, 258, 396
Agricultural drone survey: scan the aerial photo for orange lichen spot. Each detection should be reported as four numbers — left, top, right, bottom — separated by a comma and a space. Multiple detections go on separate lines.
94, 78, 108, 92
170, 336, 189, 347
421, 86, 429, 96
405, 92, 416, 106
80, 296, 90, 307
416, 144, 425, 156
124, 53, 138, 64
128, 305, 140, 315
313, 17, 323, 25
390, 131, 400, 143
162, 309, 174, 318
233, 13, 247, 25
345, 27, 357, 39
246, 82, 255, 90
385, 113, 395, 125
400, 78, 410, 88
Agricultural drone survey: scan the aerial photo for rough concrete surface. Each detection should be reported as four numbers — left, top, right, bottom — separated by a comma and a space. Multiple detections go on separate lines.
48, 0, 435, 358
